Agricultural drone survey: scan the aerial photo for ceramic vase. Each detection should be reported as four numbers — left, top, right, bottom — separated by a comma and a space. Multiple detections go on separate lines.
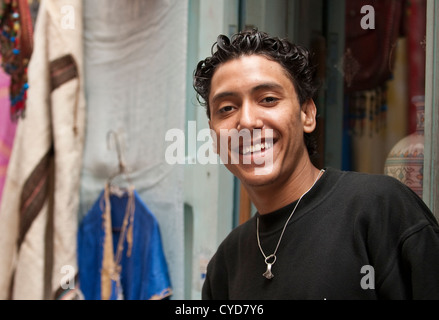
384, 96, 424, 198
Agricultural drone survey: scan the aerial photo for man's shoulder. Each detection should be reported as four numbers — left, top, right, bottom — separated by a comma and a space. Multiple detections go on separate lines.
206, 216, 255, 275
216, 216, 255, 252
329, 167, 411, 194
330, 168, 437, 224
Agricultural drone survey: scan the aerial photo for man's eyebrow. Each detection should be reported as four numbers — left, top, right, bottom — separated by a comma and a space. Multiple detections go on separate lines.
211, 91, 239, 104
251, 82, 284, 93
211, 82, 284, 104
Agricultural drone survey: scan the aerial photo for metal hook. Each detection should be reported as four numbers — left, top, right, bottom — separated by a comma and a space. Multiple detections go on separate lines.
107, 130, 126, 176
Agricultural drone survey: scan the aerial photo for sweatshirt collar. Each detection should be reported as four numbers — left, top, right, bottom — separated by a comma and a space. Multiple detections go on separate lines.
256, 167, 342, 235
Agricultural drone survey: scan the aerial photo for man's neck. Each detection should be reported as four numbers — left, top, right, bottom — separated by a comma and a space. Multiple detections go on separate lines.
245, 161, 321, 215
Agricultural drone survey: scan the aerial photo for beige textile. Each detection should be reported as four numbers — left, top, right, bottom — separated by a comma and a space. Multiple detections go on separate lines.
0, 0, 85, 299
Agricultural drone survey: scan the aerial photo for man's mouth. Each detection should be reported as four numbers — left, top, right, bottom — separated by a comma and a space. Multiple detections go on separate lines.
241, 141, 273, 155
224, 137, 276, 168
236, 137, 277, 156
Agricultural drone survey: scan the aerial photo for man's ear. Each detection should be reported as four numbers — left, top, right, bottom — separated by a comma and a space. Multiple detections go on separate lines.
301, 99, 317, 133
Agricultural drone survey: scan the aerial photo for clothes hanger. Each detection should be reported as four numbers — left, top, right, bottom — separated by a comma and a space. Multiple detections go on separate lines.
104, 130, 136, 289
106, 130, 133, 188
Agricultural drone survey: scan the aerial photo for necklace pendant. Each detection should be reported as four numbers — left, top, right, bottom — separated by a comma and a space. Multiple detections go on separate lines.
262, 262, 274, 279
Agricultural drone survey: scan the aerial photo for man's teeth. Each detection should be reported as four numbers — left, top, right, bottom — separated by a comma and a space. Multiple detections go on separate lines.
243, 142, 273, 155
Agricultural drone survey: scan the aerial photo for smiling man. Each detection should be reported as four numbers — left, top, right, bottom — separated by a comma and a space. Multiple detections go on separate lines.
193, 29, 439, 299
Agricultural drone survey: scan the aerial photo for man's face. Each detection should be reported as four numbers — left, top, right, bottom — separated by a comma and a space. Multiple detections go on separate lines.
208, 54, 315, 188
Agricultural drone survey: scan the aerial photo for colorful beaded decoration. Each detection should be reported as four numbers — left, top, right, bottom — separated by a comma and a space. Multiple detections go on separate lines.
0, 0, 33, 120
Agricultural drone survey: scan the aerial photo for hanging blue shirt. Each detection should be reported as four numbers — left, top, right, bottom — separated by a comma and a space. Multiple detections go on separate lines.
77, 185, 172, 300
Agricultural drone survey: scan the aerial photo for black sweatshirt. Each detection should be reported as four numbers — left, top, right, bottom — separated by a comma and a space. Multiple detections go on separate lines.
202, 167, 439, 300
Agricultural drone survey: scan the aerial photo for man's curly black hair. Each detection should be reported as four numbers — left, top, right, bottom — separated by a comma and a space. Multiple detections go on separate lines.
193, 29, 320, 158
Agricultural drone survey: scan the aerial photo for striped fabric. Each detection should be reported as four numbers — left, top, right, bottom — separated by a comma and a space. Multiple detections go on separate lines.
0, 0, 86, 300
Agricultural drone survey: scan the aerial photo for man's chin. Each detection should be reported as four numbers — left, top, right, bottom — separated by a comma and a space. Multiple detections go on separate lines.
230, 165, 277, 188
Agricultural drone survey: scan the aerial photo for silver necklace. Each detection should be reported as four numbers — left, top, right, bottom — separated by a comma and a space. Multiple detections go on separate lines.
256, 169, 325, 279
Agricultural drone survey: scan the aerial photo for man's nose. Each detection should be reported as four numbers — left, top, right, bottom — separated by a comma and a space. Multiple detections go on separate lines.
237, 101, 263, 130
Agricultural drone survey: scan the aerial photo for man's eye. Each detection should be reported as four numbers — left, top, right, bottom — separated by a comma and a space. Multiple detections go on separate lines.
219, 106, 234, 113
261, 97, 278, 104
